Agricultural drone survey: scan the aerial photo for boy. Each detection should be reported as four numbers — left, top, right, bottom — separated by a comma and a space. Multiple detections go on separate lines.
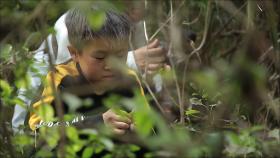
29, 7, 145, 135
13, 3, 168, 133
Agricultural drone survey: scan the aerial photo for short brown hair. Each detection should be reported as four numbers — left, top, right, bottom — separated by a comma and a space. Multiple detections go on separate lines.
65, 5, 131, 51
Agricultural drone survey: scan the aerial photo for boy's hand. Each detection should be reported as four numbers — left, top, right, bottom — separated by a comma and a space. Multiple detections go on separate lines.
102, 109, 132, 135
134, 39, 170, 75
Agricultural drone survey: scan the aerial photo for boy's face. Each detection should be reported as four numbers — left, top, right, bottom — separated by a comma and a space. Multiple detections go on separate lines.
70, 38, 129, 91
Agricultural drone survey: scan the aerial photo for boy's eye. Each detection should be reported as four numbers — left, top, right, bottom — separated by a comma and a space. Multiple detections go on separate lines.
95, 57, 105, 60
92, 55, 105, 60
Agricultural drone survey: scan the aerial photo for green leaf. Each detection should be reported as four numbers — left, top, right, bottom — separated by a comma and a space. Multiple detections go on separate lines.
66, 126, 79, 142
72, 141, 85, 152
100, 137, 114, 151
62, 93, 83, 112
47, 27, 55, 34
65, 145, 77, 157
37, 104, 54, 121
46, 128, 60, 148
15, 75, 30, 89
80, 129, 98, 136
104, 94, 122, 108
225, 132, 240, 145
185, 109, 200, 116
134, 110, 154, 137
133, 92, 153, 136
13, 98, 25, 108
189, 98, 204, 106
35, 149, 54, 158
83, 98, 93, 107
0, 44, 12, 60
0, 79, 12, 98
82, 147, 94, 158
129, 144, 140, 152
13, 134, 33, 146
249, 125, 264, 133
88, 11, 106, 31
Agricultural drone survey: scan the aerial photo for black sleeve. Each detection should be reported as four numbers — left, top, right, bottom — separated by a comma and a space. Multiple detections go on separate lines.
73, 114, 104, 129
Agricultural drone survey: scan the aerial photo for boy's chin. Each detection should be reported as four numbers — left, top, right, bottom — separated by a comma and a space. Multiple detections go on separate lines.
100, 79, 119, 89
97, 75, 128, 91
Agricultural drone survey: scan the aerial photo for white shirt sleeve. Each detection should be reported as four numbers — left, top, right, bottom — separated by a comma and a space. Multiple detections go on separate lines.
12, 12, 69, 133
126, 51, 139, 71
12, 41, 50, 133
54, 13, 71, 64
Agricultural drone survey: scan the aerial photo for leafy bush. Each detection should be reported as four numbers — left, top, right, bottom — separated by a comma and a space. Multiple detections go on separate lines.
1, 0, 279, 157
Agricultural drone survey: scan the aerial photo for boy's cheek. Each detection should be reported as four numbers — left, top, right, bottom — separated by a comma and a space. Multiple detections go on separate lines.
84, 67, 103, 81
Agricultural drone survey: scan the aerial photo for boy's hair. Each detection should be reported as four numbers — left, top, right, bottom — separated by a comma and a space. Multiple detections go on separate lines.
65, 6, 131, 51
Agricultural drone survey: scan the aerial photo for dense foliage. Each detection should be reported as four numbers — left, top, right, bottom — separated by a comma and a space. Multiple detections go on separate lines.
1, 0, 279, 157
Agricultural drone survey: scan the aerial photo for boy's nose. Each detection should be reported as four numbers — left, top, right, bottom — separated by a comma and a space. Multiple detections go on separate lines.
104, 57, 116, 70
105, 56, 125, 72
104, 65, 111, 70
104, 62, 112, 70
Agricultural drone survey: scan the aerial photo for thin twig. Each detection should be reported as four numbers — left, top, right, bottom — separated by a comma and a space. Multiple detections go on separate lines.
213, 1, 247, 40
168, 0, 186, 124
149, 0, 186, 41
187, 0, 212, 60
258, 38, 280, 64
143, 20, 149, 77
45, 38, 66, 158
140, 0, 167, 115
182, 6, 202, 26
143, 20, 149, 43
143, 80, 165, 113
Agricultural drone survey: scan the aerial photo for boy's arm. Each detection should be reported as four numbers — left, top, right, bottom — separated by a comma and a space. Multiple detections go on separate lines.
29, 70, 131, 133
28, 71, 58, 131
127, 39, 168, 74
73, 110, 131, 135
12, 41, 51, 133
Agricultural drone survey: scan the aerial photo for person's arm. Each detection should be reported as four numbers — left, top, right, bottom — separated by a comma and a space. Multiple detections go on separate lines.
128, 39, 169, 93
33, 108, 131, 135
12, 39, 51, 133
28, 70, 58, 131
127, 39, 169, 74
13, 13, 71, 133
29, 71, 131, 134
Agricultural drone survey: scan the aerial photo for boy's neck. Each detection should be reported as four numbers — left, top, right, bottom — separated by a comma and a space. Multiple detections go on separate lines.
93, 81, 119, 95
92, 84, 107, 95
75, 62, 108, 95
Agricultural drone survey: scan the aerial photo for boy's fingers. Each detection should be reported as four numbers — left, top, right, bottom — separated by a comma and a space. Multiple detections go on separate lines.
147, 47, 165, 57
147, 39, 159, 49
118, 110, 132, 118
146, 64, 171, 75
129, 123, 135, 131
113, 128, 126, 135
148, 63, 164, 71
112, 121, 130, 129
164, 64, 171, 71
147, 70, 156, 75
114, 115, 132, 124
147, 55, 165, 63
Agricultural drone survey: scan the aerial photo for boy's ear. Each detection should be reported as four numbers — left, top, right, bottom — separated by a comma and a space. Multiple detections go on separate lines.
67, 45, 79, 62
